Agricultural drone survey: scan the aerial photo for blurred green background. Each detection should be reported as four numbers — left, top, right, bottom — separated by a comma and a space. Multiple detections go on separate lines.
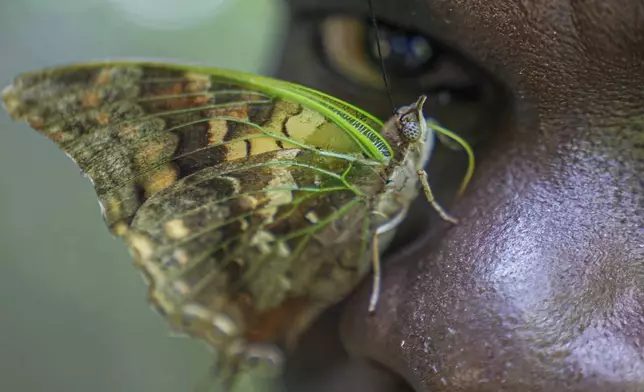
0, 0, 286, 390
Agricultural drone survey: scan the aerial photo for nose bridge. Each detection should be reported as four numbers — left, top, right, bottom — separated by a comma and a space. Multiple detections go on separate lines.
477, 161, 642, 332
445, 111, 644, 384
461, 106, 643, 268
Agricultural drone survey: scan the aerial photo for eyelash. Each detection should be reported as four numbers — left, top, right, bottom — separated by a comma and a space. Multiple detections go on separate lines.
306, 13, 509, 151
315, 15, 478, 97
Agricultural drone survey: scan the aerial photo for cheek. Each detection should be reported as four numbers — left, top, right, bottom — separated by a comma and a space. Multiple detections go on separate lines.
339, 126, 644, 391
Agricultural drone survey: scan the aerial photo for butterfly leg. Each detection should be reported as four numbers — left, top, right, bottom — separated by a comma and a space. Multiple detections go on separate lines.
368, 231, 381, 313
368, 206, 409, 313
417, 169, 458, 224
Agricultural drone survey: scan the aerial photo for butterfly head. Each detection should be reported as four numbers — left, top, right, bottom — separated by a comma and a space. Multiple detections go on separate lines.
386, 95, 435, 170
395, 95, 428, 143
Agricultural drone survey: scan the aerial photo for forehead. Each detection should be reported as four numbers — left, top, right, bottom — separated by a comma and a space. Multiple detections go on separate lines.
281, 0, 639, 64
282, 0, 439, 35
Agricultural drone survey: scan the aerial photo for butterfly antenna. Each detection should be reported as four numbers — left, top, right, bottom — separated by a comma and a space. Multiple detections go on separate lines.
367, 0, 397, 112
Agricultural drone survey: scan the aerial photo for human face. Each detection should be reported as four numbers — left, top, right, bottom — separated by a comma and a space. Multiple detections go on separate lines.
276, 1, 644, 391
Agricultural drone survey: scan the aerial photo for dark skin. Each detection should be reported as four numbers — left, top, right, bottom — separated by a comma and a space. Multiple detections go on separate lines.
276, 0, 644, 391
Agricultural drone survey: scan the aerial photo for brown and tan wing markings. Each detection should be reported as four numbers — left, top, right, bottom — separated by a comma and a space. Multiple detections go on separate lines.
3, 63, 388, 354
146, 160, 360, 256
76, 107, 368, 228
4, 66, 286, 226
124, 144, 373, 319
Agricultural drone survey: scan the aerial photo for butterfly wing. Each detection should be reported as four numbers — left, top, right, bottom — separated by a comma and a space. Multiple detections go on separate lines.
2, 62, 389, 351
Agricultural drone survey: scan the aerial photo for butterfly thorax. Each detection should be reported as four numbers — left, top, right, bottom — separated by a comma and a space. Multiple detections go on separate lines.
371, 98, 433, 235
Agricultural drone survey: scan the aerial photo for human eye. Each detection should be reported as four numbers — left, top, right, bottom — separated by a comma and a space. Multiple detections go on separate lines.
276, 13, 509, 148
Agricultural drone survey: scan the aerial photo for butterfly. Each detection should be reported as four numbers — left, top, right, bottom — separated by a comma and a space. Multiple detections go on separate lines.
2, 61, 473, 389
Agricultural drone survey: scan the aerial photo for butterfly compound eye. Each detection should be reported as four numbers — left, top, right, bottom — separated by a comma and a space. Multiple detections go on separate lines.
401, 121, 422, 141
240, 343, 285, 377
398, 95, 428, 142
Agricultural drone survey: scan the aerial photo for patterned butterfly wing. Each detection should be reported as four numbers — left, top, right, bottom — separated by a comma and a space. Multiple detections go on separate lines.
2, 62, 393, 368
